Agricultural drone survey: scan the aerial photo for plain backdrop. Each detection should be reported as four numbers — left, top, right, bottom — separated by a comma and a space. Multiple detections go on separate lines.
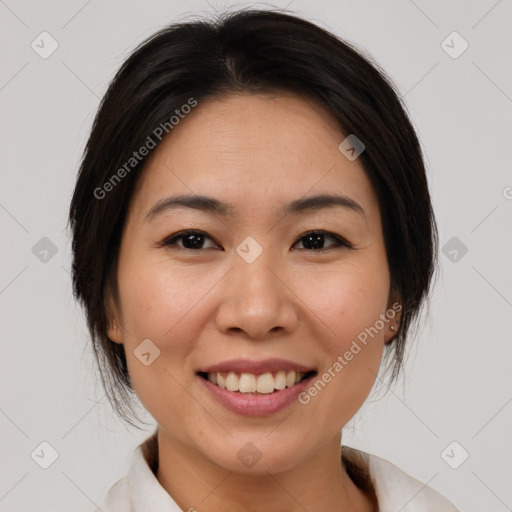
1, 1, 511, 511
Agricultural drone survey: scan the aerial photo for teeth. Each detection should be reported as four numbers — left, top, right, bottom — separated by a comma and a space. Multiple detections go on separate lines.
206, 370, 306, 394
239, 373, 256, 392
225, 372, 239, 392
274, 371, 286, 390
286, 370, 296, 387
256, 373, 275, 394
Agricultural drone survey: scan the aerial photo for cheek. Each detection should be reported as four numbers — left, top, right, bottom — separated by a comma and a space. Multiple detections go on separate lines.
294, 260, 389, 425
116, 258, 219, 420
297, 258, 390, 349
118, 256, 211, 341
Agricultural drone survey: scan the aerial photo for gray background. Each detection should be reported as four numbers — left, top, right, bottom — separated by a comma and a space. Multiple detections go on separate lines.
1, 0, 511, 510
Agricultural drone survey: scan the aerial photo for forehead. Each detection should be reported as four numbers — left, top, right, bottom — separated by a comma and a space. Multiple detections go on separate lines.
128, 93, 379, 224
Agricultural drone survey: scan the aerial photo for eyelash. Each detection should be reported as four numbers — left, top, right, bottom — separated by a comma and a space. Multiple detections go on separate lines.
161, 229, 353, 252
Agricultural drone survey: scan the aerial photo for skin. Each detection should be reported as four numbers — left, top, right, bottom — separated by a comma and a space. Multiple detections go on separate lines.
106, 93, 401, 511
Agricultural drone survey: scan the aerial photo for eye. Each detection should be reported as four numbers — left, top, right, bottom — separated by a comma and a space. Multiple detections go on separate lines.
161, 229, 352, 251
292, 230, 352, 251
162, 230, 220, 250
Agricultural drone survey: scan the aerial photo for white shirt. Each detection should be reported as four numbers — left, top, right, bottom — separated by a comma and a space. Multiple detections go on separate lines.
94, 433, 460, 511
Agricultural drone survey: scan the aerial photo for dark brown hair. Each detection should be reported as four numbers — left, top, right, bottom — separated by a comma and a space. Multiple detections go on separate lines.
67, 8, 438, 426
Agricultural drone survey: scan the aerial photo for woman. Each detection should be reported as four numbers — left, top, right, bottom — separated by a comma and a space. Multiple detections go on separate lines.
68, 8, 460, 511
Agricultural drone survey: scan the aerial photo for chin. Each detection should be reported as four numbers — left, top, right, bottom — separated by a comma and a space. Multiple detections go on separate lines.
196, 432, 309, 475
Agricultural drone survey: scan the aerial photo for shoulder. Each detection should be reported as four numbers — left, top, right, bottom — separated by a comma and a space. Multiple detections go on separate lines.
342, 445, 460, 512
93, 434, 183, 512
91, 476, 132, 512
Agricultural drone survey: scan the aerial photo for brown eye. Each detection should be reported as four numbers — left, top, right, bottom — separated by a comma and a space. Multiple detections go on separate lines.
293, 231, 352, 251
163, 230, 220, 250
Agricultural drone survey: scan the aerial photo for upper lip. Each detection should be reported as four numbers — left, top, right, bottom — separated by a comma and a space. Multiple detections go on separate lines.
198, 358, 316, 376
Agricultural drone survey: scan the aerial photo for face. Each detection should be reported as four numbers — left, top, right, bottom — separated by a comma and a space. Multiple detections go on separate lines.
107, 93, 399, 474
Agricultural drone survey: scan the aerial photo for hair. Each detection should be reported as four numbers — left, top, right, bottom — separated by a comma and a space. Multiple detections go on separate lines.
67, 8, 438, 426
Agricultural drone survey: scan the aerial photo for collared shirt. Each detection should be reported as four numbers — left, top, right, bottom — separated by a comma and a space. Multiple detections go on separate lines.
94, 433, 460, 511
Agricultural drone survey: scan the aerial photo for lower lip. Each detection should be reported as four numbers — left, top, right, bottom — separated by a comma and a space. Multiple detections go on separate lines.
197, 374, 314, 416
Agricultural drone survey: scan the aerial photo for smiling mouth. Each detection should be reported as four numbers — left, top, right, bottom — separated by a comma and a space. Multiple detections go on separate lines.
197, 370, 317, 394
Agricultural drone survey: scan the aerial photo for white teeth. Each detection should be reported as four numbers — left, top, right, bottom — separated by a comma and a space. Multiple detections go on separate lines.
239, 373, 257, 393
225, 372, 239, 392
274, 371, 287, 390
256, 373, 275, 394
206, 370, 306, 393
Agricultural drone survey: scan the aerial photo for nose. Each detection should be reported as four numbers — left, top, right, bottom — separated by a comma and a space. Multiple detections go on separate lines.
214, 246, 299, 340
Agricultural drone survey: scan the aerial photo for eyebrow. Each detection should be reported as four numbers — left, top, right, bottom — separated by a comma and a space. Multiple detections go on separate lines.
145, 192, 365, 222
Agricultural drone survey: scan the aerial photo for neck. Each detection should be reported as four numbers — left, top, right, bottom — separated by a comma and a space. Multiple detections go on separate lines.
154, 429, 377, 512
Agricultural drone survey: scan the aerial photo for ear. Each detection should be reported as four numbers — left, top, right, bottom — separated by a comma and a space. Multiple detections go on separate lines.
384, 292, 402, 346
105, 290, 124, 345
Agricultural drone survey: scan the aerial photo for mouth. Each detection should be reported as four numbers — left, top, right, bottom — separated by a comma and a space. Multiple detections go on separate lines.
197, 369, 317, 394
196, 358, 318, 415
